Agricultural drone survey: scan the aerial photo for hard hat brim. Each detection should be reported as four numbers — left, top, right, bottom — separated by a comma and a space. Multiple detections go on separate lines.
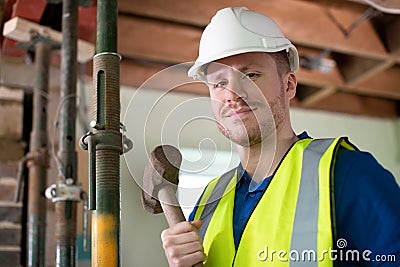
188, 45, 299, 79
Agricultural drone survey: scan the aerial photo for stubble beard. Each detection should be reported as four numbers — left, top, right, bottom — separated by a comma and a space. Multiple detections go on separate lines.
216, 85, 286, 147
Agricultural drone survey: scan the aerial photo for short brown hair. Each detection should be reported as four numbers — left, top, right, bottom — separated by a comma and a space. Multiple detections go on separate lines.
269, 51, 291, 77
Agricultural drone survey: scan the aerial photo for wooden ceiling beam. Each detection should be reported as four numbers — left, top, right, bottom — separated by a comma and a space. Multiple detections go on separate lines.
3, 17, 95, 63
300, 86, 337, 107
119, 0, 388, 59
120, 59, 164, 88
347, 59, 395, 85
116, 12, 393, 88
295, 0, 368, 12
119, 0, 369, 26
118, 0, 226, 27
289, 59, 400, 108
385, 16, 400, 55
279, 2, 387, 59
305, 91, 399, 118
115, 0, 400, 118
373, 14, 400, 55
118, 14, 201, 64
343, 65, 400, 99
120, 59, 208, 95
334, 53, 395, 84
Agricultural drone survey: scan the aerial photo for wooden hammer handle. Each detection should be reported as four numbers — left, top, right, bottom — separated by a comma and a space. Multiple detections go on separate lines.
158, 186, 186, 226
158, 187, 205, 267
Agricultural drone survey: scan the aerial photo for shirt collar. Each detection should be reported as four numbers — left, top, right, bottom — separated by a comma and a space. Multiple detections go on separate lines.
298, 131, 310, 140
237, 163, 270, 192
236, 132, 309, 192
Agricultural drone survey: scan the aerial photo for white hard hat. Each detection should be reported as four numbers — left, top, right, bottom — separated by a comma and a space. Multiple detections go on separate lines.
188, 7, 299, 78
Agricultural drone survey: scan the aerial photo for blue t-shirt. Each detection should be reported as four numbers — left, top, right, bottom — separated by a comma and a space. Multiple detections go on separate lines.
189, 133, 400, 266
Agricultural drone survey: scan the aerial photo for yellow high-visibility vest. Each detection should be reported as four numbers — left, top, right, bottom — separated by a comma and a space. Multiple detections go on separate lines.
194, 138, 356, 266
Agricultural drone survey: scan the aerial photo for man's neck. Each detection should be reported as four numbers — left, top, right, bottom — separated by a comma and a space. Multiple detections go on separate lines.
237, 130, 298, 183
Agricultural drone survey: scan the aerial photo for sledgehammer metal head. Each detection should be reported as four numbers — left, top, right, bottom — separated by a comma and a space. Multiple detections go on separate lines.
142, 145, 205, 267
141, 145, 182, 214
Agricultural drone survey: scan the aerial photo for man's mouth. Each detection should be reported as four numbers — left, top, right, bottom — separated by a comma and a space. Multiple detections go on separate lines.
225, 107, 256, 117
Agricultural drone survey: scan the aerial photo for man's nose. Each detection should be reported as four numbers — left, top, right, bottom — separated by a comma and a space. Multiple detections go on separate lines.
224, 79, 248, 103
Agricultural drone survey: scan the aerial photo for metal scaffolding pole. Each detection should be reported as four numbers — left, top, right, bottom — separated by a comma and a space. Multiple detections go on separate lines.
92, 1, 121, 265
27, 40, 51, 267
54, 0, 79, 265
80, 1, 122, 266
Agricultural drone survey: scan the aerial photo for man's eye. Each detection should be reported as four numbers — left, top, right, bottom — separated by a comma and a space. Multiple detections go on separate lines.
243, 72, 260, 80
213, 81, 227, 89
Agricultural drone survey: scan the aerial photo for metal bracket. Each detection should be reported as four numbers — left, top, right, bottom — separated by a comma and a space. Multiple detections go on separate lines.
45, 179, 90, 252
26, 148, 49, 168
79, 122, 132, 211
120, 122, 133, 154
80, 122, 133, 154
16, 34, 61, 52
45, 178, 82, 203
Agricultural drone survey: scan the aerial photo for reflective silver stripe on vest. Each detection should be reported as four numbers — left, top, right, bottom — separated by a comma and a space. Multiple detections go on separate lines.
198, 168, 237, 241
290, 138, 335, 267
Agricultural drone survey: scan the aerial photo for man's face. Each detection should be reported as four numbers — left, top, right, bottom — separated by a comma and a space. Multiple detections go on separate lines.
203, 52, 293, 147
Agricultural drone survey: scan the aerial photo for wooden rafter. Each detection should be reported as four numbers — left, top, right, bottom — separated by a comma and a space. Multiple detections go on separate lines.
1, 0, 399, 118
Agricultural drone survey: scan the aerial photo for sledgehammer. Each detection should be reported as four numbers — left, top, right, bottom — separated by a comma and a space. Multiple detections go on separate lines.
141, 145, 204, 267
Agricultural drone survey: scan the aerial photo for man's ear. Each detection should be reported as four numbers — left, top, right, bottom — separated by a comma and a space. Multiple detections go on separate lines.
285, 72, 297, 100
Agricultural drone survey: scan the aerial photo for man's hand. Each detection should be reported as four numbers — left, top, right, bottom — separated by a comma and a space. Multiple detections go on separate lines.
161, 220, 206, 267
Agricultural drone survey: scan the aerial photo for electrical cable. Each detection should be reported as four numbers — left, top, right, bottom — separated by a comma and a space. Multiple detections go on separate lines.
325, 6, 381, 37
51, 93, 79, 181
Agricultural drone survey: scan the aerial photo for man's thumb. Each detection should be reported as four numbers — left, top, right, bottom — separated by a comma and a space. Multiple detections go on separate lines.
191, 219, 203, 230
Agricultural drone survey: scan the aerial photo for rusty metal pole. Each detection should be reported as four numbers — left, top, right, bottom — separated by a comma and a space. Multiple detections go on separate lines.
27, 41, 51, 267
90, 0, 121, 266
91, 2, 121, 265
54, 0, 79, 266
79, 0, 127, 265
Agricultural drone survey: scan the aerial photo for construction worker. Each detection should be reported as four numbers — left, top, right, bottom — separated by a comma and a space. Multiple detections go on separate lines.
161, 7, 400, 267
